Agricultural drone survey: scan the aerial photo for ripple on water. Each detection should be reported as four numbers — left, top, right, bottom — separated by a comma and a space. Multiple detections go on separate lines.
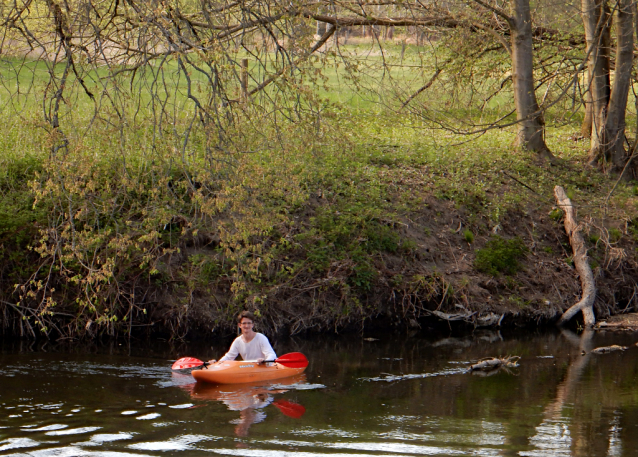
128, 434, 214, 452
151, 422, 174, 427
128, 441, 191, 451
256, 438, 500, 456
23, 424, 68, 432
0, 437, 40, 452
359, 367, 468, 382
168, 403, 194, 409
212, 444, 471, 457
38, 404, 64, 410
136, 413, 161, 420
520, 420, 572, 457
293, 426, 360, 438
46, 426, 102, 436
268, 382, 326, 391
82, 432, 135, 445
377, 416, 507, 447
2, 445, 155, 456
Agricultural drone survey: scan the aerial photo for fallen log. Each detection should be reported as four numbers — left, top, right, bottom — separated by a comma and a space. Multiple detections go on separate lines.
469, 356, 520, 372
589, 343, 638, 354
554, 186, 596, 327
594, 313, 638, 330
429, 309, 475, 322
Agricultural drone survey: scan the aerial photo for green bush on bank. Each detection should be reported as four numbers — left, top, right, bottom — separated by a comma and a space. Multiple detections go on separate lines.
474, 236, 528, 276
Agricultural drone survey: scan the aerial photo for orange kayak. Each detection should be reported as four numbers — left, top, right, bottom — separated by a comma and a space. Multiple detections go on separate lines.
192, 360, 306, 385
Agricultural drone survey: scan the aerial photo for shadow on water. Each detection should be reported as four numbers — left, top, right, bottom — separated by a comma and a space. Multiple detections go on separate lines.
2, 328, 638, 455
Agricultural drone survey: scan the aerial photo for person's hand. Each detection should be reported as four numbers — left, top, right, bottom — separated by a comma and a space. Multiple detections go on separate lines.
257, 358, 264, 364
207, 359, 217, 364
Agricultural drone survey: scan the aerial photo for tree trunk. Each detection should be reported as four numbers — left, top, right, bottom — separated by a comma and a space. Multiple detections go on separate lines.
581, 0, 610, 165
510, 0, 555, 161
602, 0, 634, 175
316, 20, 327, 37
585, 0, 635, 177
634, 0, 638, 156
580, 68, 593, 138
385, 26, 394, 40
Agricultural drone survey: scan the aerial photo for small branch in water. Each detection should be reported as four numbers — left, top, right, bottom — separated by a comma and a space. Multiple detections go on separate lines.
587, 343, 638, 354
468, 356, 520, 372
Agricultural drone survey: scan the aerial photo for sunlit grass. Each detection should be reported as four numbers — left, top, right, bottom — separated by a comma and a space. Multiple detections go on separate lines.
0, 45, 634, 243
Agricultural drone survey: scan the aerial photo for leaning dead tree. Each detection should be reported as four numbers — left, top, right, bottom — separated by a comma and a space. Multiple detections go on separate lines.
554, 186, 596, 326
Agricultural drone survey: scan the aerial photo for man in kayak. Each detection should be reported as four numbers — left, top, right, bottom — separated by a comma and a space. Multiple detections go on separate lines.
208, 311, 276, 364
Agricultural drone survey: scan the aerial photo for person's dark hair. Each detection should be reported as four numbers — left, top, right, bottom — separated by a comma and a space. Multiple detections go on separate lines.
237, 310, 256, 323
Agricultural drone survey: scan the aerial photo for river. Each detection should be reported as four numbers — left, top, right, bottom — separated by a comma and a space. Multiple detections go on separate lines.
2, 328, 638, 456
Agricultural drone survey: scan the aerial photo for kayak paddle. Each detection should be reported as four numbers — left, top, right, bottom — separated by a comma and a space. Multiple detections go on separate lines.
264, 352, 308, 369
171, 352, 308, 370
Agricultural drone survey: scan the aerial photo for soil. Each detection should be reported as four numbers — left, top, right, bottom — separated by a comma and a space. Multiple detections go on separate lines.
158, 193, 638, 340
4, 180, 637, 341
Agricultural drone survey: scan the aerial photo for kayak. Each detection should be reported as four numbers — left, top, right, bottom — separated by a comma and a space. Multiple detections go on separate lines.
192, 360, 306, 385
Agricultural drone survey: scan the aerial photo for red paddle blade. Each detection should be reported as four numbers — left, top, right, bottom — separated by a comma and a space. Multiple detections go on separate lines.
172, 357, 204, 370
274, 352, 308, 368
272, 400, 306, 418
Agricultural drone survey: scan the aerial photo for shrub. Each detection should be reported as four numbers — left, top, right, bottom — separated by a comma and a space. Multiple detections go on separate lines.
474, 236, 528, 276
463, 229, 474, 243
608, 228, 622, 243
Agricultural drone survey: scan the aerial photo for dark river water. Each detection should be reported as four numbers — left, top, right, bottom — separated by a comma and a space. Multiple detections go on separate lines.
2, 328, 638, 456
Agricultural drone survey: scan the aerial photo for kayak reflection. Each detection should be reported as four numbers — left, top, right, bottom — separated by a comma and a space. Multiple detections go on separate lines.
179, 374, 307, 437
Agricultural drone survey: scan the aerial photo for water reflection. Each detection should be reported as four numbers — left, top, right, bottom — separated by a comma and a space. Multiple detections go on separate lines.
178, 374, 307, 437
3, 329, 638, 456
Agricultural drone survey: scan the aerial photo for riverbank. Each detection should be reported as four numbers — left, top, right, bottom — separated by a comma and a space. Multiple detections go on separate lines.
1, 109, 637, 340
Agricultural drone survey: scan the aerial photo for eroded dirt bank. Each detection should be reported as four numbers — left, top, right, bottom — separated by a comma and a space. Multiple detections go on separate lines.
144, 194, 638, 340
2, 169, 637, 341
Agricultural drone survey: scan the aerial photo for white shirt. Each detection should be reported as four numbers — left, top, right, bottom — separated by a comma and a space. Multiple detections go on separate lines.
219, 333, 277, 362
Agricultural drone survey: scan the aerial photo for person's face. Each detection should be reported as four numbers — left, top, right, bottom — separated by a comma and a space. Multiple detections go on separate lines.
239, 318, 254, 333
